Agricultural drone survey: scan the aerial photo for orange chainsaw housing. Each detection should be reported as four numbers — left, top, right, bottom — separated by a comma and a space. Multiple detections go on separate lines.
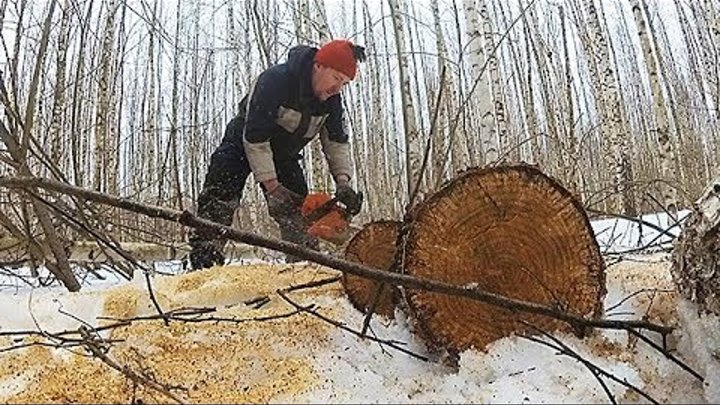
301, 193, 350, 243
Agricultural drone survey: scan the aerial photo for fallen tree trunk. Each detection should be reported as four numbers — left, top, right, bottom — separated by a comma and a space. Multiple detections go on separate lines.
671, 176, 720, 315
396, 165, 606, 353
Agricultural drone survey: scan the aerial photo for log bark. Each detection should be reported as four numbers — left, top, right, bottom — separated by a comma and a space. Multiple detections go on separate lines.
672, 176, 720, 315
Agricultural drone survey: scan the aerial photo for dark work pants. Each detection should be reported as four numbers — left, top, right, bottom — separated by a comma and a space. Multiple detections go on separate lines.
188, 141, 316, 270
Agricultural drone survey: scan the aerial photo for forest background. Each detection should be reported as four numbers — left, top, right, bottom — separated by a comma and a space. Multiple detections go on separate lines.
0, 0, 719, 289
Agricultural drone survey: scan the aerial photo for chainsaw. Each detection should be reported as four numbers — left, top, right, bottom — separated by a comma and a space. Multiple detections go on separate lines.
301, 192, 363, 245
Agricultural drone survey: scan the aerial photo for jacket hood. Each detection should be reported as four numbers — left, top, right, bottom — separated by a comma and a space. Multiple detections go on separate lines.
287, 45, 317, 101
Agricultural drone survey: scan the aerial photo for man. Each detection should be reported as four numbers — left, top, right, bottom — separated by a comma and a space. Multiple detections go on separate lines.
189, 39, 365, 270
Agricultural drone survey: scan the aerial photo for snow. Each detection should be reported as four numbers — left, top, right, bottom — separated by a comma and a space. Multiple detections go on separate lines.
591, 209, 689, 254
0, 213, 718, 403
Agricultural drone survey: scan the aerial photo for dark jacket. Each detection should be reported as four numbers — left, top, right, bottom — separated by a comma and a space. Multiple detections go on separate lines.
220, 45, 352, 182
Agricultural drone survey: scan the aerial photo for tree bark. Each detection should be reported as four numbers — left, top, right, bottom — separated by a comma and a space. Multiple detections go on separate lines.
672, 176, 720, 315
388, 0, 421, 200
632, 0, 677, 214
463, 0, 497, 164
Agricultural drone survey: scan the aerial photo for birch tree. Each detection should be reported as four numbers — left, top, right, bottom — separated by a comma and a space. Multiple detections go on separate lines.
143, 0, 158, 201
632, 0, 677, 213
463, 0, 497, 164
94, 0, 118, 193
170, 0, 184, 210
581, 0, 635, 215
309, 0, 332, 193
48, 4, 71, 166
701, 0, 719, 118
514, 0, 540, 164
479, 0, 508, 162
388, 0, 421, 200
430, 0, 455, 184
559, 5, 580, 193
675, 0, 715, 180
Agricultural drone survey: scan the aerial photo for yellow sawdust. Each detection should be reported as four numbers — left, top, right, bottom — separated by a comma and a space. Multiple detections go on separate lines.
606, 258, 679, 326
0, 263, 344, 403
0, 340, 56, 399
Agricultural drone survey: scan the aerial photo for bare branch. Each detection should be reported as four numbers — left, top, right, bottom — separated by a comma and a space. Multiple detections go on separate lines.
0, 175, 674, 337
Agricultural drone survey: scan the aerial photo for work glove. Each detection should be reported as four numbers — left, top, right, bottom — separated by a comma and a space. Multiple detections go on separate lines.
265, 184, 304, 218
336, 184, 363, 215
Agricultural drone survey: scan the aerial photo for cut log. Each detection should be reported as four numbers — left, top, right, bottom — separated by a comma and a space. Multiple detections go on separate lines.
671, 176, 720, 315
343, 220, 401, 318
397, 165, 606, 353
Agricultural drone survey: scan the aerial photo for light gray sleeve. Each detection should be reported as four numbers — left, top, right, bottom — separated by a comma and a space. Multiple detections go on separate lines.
320, 127, 352, 180
243, 139, 277, 182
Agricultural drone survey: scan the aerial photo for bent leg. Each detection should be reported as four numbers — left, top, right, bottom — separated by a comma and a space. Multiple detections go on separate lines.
189, 149, 250, 270
269, 159, 319, 263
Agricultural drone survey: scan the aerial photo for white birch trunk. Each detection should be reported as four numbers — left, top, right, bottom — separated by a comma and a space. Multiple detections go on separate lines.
462, 0, 497, 164
583, 0, 634, 214
448, 0, 473, 172
431, 0, 455, 184
632, 0, 677, 213
171, 0, 183, 210
310, 0, 331, 192
479, 0, 507, 162
560, 5, 580, 194
49, 5, 70, 165
388, 0, 421, 200
94, 0, 117, 193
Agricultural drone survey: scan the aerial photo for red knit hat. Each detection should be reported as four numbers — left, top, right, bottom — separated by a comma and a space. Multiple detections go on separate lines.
314, 39, 358, 80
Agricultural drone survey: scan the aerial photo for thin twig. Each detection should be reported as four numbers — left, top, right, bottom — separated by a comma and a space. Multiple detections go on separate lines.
586, 208, 679, 240
78, 326, 185, 404
520, 321, 659, 404
627, 329, 704, 382
605, 288, 674, 313
284, 275, 341, 293
277, 289, 428, 362
29, 192, 168, 323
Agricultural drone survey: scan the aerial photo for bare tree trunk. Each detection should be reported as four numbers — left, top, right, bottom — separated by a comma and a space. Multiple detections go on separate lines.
581, 0, 635, 215
69, 0, 95, 187
0, 0, 7, 31
675, 0, 715, 181
449, 0, 473, 172
515, 0, 540, 164
463, 0, 497, 164
479, 0, 508, 162
559, 5, 580, 194
632, 0, 677, 214
362, 1, 390, 219
701, 0, 720, 118
94, 0, 118, 193
49, 4, 71, 165
250, 0, 271, 69
312, 0, 330, 43
170, 0, 184, 211
388, 0, 421, 200
144, 0, 158, 203
431, 0, 455, 185
309, 0, 331, 192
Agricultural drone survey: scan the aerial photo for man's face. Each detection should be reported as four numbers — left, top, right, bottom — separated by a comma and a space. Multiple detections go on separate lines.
312, 63, 351, 101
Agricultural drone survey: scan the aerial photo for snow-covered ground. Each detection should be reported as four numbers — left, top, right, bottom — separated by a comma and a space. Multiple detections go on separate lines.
0, 212, 718, 403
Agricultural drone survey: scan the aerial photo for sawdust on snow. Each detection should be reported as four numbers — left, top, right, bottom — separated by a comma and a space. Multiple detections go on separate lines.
0, 256, 685, 403
0, 262, 344, 403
